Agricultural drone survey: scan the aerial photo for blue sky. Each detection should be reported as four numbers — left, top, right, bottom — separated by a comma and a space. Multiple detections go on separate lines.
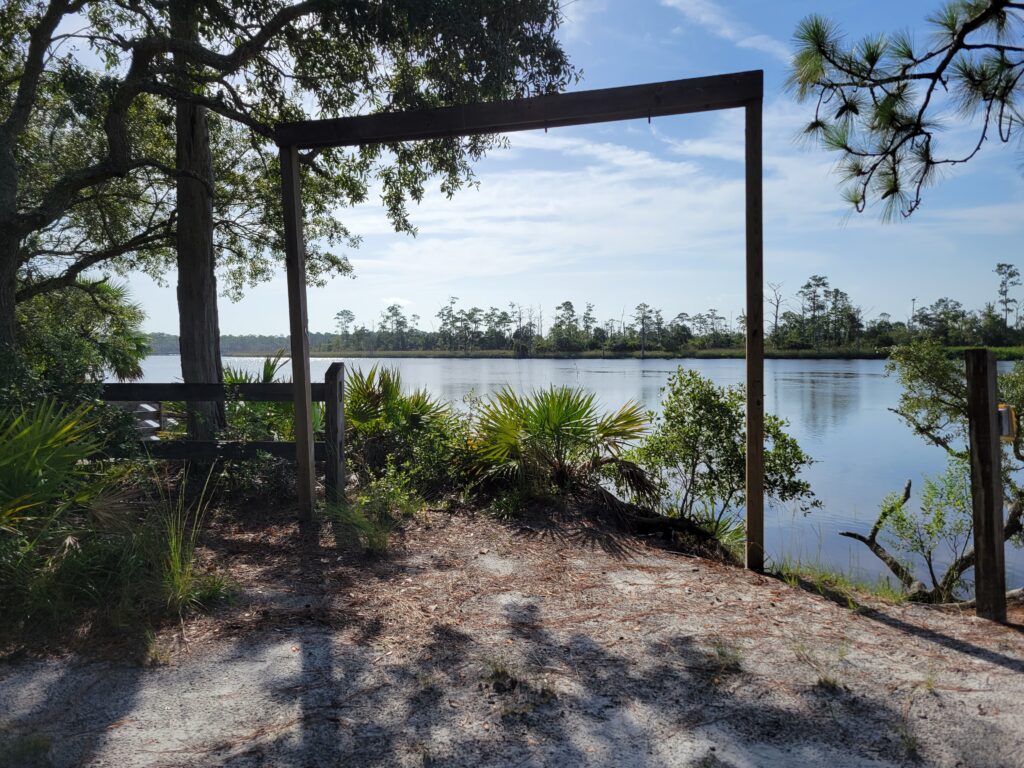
129, 0, 1024, 335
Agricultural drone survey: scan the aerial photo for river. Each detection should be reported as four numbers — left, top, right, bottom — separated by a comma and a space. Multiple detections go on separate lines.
136, 355, 1024, 589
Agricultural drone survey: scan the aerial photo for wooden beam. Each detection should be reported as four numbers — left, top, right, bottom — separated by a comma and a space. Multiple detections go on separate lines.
276, 71, 763, 149
280, 144, 317, 517
744, 98, 765, 573
102, 382, 328, 402
964, 349, 1007, 622
324, 362, 346, 505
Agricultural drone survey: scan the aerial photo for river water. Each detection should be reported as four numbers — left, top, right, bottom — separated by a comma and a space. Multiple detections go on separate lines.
137, 355, 1024, 589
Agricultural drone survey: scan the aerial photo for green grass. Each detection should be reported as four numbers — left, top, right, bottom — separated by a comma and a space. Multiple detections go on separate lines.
773, 556, 907, 605
155, 467, 230, 617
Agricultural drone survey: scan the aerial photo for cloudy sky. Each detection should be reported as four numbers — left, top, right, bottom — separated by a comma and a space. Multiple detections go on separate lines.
130, 0, 1024, 335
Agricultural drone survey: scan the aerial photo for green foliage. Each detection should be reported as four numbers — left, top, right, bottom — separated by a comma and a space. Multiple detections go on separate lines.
345, 365, 448, 478
633, 369, 818, 529
0, 400, 106, 534
328, 465, 421, 554
881, 458, 973, 599
790, 3, 1024, 217
220, 351, 297, 442
472, 385, 649, 500
154, 467, 227, 617
0, 400, 149, 635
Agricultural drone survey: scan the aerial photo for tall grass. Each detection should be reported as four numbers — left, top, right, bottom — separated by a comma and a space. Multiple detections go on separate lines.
153, 466, 228, 617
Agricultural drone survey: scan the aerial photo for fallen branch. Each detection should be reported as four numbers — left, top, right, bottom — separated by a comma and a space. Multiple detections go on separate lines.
840, 479, 928, 598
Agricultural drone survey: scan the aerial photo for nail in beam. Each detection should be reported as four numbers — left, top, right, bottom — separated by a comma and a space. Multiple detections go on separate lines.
275, 71, 766, 559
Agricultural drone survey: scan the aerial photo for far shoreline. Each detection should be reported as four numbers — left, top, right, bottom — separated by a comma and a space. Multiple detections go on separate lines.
142, 346, 1024, 361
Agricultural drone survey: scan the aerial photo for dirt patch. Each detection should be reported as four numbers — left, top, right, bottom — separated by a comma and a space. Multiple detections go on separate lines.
2, 507, 1023, 767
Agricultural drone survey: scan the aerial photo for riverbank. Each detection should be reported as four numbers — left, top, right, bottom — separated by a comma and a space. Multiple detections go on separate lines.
300, 348, 890, 360
178, 346, 1024, 361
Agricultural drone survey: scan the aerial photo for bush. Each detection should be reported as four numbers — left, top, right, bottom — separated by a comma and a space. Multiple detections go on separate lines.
472, 385, 651, 501
632, 369, 818, 540
328, 465, 421, 554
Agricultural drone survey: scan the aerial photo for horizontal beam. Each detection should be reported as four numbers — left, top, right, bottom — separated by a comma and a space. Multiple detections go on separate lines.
276, 71, 762, 149
103, 382, 327, 402
128, 440, 327, 461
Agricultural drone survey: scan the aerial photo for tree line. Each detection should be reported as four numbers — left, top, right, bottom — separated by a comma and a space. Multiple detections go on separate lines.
147, 265, 1024, 357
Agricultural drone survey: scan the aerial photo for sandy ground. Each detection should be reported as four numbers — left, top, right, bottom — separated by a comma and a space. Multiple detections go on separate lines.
2, 509, 1024, 768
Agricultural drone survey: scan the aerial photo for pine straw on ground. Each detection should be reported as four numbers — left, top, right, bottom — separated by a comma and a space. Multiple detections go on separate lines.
3, 503, 1024, 768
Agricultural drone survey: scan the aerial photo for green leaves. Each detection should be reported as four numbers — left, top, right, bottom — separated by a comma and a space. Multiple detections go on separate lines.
472, 385, 648, 497
0, 400, 105, 534
632, 368, 818, 523
789, 2, 1024, 218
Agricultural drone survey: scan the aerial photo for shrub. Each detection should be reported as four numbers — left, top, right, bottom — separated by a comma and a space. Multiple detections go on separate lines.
472, 385, 651, 501
632, 368, 818, 540
343, 365, 471, 499
328, 465, 421, 554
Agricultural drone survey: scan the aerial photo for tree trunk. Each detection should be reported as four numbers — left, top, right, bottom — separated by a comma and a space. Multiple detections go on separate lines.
0, 236, 18, 352
172, 2, 225, 439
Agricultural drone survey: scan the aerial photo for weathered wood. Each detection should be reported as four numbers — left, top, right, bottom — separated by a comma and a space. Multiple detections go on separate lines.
280, 144, 317, 517
276, 71, 763, 149
324, 362, 345, 504
172, 0, 226, 441
744, 98, 765, 573
964, 349, 1007, 622
129, 440, 327, 461
101, 382, 328, 402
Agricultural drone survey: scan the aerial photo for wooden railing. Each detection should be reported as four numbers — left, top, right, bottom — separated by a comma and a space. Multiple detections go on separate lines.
101, 362, 346, 502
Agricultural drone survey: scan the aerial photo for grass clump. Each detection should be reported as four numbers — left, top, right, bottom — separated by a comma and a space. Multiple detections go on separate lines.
773, 556, 907, 605
328, 465, 421, 554
154, 467, 229, 617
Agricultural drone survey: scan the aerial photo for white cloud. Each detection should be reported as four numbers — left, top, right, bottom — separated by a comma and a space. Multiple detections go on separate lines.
560, 0, 607, 43
661, 0, 791, 64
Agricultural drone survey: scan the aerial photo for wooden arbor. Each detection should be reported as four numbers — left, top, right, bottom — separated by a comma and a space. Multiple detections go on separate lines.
275, 70, 767, 571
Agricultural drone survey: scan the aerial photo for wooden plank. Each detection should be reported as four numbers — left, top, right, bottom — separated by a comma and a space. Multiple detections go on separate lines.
744, 98, 765, 573
276, 71, 763, 149
102, 382, 328, 402
280, 144, 317, 517
964, 349, 1007, 622
131, 440, 327, 461
324, 362, 346, 504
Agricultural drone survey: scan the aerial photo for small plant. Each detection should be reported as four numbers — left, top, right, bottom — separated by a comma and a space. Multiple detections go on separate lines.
154, 466, 227, 617
472, 385, 651, 502
328, 465, 421, 554
709, 638, 743, 674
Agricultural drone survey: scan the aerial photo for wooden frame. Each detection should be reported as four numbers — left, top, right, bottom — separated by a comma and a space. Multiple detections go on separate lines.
275, 70, 766, 571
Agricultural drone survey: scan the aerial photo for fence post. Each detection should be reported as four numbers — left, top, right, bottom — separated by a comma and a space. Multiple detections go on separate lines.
324, 363, 346, 504
964, 349, 1006, 622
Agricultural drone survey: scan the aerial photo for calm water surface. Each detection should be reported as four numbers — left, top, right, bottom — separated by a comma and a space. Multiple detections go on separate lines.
137, 355, 1024, 589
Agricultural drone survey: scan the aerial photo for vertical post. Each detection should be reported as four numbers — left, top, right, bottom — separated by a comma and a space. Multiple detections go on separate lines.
324, 362, 346, 505
744, 93, 765, 573
964, 349, 1006, 622
279, 144, 317, 518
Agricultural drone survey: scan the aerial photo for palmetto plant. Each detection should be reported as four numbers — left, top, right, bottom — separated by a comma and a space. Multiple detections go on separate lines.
345, 365, 446, 474
0, 400, 105, 535
472, 386, 650, 500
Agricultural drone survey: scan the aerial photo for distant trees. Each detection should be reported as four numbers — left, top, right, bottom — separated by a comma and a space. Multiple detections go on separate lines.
161, 262, 1022, 356
996, 263, 1021, 327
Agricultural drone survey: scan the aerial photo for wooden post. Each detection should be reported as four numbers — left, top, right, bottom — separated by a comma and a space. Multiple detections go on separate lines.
279, 144, 317, 518
964, 349, 1007, 622
324, 362, 346, 504
744, 96, 765, 572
